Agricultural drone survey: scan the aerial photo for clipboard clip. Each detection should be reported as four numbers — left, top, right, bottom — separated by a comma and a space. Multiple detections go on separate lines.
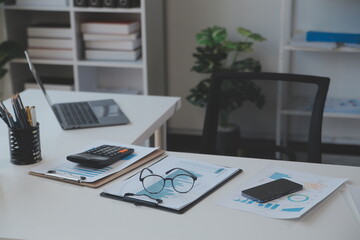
123, 193, 163, 206
46, 170, 87, 183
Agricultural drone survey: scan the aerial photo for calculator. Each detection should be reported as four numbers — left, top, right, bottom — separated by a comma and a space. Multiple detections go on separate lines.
66, 145, 134, 168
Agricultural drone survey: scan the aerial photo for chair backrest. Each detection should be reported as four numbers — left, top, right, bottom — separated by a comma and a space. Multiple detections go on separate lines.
201, 72, 330, 163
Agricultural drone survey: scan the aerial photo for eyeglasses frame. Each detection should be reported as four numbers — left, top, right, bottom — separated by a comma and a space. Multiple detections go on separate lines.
139, 167, 198, 194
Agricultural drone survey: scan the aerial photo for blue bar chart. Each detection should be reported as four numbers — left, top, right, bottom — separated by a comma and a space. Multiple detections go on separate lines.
234, 198, 281, 210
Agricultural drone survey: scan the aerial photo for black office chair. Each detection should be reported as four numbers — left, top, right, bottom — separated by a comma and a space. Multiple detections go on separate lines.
200, 72, 330, 163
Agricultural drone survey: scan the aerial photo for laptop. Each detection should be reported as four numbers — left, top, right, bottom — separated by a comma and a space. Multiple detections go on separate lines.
24, 50, 130, 130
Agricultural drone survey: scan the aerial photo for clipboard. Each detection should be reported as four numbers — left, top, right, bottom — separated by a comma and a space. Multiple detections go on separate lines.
100, 156, 242, 214
29, 149, 165, 188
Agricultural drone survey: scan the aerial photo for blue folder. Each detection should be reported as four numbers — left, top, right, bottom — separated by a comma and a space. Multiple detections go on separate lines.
306, 31, 360, 43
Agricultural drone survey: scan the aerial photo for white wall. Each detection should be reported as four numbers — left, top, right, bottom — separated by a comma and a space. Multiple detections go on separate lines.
165, 0, 360, 146
165, 0, 283, 135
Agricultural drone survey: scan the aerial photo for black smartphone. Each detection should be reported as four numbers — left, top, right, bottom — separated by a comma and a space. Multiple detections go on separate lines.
241, 178, 303, 203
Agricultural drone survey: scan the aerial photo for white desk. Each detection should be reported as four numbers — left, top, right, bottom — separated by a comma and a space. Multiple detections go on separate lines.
0, 89, 181, 153
1, 91, 360, 240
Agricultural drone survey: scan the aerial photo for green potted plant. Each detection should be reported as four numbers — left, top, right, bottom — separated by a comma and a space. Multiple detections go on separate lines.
187, 26, 266, 155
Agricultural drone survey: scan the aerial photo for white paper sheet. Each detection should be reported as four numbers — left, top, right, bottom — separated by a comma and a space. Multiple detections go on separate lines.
218, 165, 347, 219
347, 184, 360, 215
103, 156, 240, 211
31, 141, 158, 183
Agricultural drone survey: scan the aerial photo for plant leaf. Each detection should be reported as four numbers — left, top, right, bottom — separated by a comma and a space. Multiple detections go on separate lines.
196, 26, 226, 47
237, 27, 252, 37
248, 33, 266, 42
237, 27, 266, 42
236, 42, 253, 52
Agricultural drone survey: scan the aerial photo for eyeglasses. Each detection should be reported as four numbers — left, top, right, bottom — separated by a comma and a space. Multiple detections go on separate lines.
139, 167, 198, 194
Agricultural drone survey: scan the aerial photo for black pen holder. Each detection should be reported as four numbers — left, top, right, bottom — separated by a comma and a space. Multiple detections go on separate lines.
8, 123, 42, 165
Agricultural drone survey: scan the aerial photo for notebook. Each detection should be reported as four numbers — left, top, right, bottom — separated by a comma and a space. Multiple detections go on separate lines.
24, 50, 130, 130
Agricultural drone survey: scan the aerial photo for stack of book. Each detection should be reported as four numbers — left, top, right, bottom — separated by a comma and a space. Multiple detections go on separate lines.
80, 21, 141, 61
24, 77, 74, 91
27, 24, 73, 60
14, 0, 69, 7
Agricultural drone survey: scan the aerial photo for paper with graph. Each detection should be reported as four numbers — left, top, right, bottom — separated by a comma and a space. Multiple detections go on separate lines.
30, 141, 159, 183
102, 156, 240, 211
218, 165, 347, 219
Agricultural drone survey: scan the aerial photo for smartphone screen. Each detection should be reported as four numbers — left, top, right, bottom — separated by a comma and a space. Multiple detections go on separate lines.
241, 178, 303, 203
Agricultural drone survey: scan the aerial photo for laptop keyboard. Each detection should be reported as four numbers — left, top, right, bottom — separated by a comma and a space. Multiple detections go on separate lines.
60, 102, 99, 126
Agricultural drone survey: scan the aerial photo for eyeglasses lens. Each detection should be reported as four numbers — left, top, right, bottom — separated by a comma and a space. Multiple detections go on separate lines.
172, 174, 195, 193
142, 175, 164, 194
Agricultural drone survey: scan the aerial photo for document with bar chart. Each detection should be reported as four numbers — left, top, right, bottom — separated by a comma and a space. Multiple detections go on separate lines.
101, 156, 241, 213
218, 165, 347, 219
30, 141, 160, 184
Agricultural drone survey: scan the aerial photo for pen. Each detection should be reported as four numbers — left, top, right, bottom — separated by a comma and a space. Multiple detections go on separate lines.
25, 106, 33, 127
0, 109, 10, 127
0, 105, 10, 126
16, 93, 30, 128
30, 106, 37, 127
0, 101, 16, 128
11, 95, 23, 129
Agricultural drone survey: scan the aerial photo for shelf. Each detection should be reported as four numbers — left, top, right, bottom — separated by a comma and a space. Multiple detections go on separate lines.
281, 110, 360, 119
3, 0, 165, 96
77, 59, 144, 68
4, 5, 142, 13
284, 45, 360, 53
4, 6, 70, 12
74, 7, 142, 13
281, 96, 360, 119
12, 58, 144, 68
13, 58, 145, 68
277, 0, 360, 147
12, 58, 75, 66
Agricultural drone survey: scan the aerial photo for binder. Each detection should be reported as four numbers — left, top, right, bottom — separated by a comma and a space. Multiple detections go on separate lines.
306, 31, 360, 44
29, 148, 165, 188
100, 156, 242, 213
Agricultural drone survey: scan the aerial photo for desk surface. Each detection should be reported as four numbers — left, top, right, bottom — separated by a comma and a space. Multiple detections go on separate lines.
1, 91, 360, 240
0, 152, 359, 240
0, 89, 180, 157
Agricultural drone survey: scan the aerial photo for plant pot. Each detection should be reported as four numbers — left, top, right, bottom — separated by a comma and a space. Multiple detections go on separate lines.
216, 124, 241, 156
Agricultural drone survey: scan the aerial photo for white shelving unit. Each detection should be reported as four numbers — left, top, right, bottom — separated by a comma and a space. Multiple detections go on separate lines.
1, 0, 165, 96
277, 0, 360, 147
